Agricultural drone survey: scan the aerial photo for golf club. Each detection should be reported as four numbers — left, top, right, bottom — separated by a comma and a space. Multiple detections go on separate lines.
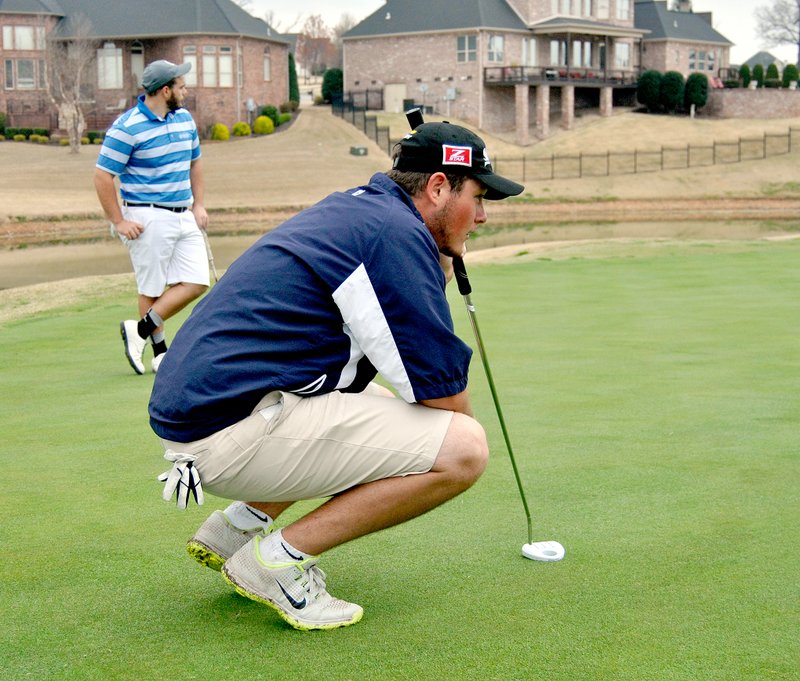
452, 256, 565, 562
201, 227, 218, 283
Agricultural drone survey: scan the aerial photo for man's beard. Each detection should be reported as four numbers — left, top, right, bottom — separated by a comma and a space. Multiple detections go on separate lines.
427, 196, 459, 258
166, 91, 182, 111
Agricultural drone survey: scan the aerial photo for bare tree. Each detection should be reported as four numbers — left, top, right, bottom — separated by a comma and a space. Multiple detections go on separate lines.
756, 0, 800, 65
332, 13, 358, 68
262, 8, 303, 34
44, 13, 96, 153
296, 15, 335, 77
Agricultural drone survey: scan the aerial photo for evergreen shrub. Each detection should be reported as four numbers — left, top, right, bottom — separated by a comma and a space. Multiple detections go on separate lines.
232, 121, 252, 136
210, 123, 230, 141
253, 115, 274, 135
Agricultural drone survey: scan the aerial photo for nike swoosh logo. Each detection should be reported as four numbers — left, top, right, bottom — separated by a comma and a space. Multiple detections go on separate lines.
278, 583, 306, 610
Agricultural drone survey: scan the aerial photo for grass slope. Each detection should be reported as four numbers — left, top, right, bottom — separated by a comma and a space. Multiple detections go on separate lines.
1, 240, 798, 680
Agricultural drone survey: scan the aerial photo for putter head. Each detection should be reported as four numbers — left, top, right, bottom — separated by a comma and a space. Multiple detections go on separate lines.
522, 541, 565, 562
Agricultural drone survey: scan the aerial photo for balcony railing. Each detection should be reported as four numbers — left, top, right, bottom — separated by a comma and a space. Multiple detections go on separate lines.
484, 66, 640, 86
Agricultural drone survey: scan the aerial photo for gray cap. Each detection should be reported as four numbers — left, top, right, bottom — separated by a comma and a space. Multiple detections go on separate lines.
142, 60, 191, 92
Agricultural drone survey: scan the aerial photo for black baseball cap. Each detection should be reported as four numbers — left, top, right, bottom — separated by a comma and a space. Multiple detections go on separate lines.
392, 121, 524, 200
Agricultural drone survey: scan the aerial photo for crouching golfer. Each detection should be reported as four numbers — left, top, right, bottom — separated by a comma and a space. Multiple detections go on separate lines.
149, 121, 524, 630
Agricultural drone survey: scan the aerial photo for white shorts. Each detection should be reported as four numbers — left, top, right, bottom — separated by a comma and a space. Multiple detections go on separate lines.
159, 385, 454, 502
118, 204, 210, 297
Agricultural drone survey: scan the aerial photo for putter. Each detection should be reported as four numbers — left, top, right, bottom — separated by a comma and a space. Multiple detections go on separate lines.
452, 256, 565, 562
201, 228, 218, 283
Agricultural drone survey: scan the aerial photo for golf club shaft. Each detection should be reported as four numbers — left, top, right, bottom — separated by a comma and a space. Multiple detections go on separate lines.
201, 228, 219, 283
452, 256, 533, 545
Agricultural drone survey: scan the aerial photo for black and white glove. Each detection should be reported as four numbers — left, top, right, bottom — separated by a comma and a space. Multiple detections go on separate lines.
157, 450, 204, 510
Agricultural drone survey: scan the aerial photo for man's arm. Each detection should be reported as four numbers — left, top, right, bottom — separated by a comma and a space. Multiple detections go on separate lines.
93, 168, 143, 240
190, 158, 209, 230
420, 389, 474, 418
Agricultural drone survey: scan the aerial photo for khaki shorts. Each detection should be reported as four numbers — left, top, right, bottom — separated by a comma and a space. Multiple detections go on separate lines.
159, 385, 454, 502
118, 204, 209, 297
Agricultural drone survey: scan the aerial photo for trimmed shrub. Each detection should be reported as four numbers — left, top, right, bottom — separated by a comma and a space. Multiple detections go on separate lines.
764, 78, 781, 88
278, 112, 292, 125
637, 70, 663, 112
33, 128, 48, 137
93, 137, 103, 144
13, 134, 26, 142
37, 136, 49, 144
783, 63, 799, 87
753, 63, 765, 87
232, 121, 252, 136
685, 72, 709, 110
29, 134, 40, 143
740, 64, 751, 87
724, 80, 741, 88
766, 63, 780, 81
660, 71, 685, 113
261, 104, 279, 127
210, 123, 230, 141
86, 131, 104, 143
288, 52, 300, 107
321, 68, 343, 103
252, 115, 274, 135
81, 137, 90, 144
59, 138, 71, 146
0, 111, 5, 136
5, 127, 19, 139
18, 128, 33, 138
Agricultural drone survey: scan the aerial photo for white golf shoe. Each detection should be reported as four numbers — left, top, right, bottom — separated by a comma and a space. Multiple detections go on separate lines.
222, 536, 363, 631
187, 509, 272, 572
151, 352, 165, 374
120, 320, 147, 375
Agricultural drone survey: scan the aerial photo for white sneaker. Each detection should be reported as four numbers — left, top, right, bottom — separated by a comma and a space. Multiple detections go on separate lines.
222, 536, 363, 630
187, 509, 272, 572
151, 353, 165, 373
120, 320, 147, 375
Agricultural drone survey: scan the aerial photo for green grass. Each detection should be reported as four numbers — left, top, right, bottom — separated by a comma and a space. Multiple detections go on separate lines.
1, 240, 799, 680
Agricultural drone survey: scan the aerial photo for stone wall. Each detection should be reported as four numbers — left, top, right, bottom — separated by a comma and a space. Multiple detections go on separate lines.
705, 88, 800, 118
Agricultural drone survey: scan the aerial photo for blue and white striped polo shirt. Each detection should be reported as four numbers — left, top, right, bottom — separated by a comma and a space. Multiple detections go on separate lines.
96, 95, 200, 207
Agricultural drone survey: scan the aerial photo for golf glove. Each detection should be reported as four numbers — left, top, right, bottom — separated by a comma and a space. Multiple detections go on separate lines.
158, 450, 204, 509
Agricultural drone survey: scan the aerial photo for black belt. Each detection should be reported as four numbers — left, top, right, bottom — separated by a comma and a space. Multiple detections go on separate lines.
123, 201, 189, 213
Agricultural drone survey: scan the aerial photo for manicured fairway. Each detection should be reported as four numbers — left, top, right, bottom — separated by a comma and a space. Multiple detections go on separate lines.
1, 239, 798, 680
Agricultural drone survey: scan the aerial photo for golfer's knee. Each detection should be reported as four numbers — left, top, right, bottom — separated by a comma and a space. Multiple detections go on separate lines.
436, 413, 489, 487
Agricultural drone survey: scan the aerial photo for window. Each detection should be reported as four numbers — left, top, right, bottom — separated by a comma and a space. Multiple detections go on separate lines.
522, 37, 537, 67
263, 46, 271, 81
707, 50, 716, 72
457, 35, 477, 62
201, 46, 233, 88
616, 0, 630, 20
131, 42, 145, 90
183, 46, 197, 86
561, 0, 572, 14
219, 46, 233, 87
550, 39, 567, 66
615, 42, 631, 68
3, 25, 45, 50
689, 49, 696, 70
487, 35, 504, 63
551, 0, 559, 13
573, 40, 592, 67
597, 0, 609, 19
583, 0, 593, 17
202, 46, 217, 86
4, 59, 40, 89
97, 43, 123, 89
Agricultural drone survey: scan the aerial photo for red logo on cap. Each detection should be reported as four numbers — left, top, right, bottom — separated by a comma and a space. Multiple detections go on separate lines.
442, 145, 472, 167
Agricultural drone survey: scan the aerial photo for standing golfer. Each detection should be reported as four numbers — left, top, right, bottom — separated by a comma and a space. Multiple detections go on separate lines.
95, 59, 209, 375
150, 122, 524, 630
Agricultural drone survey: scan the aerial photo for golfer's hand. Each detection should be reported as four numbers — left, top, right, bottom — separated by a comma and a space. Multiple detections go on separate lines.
158, 450, 204, 510
193, 205, 209, 230
114, 219, 144, 240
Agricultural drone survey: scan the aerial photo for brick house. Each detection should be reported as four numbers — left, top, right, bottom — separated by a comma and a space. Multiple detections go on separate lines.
0, 0, 289, 135
634, 0, 731, 80
343, 0, 732, 143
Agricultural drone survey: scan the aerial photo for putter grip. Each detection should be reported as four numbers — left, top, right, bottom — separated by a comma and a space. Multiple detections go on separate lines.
405, 107, 424, 129
452, 256, 472, 295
